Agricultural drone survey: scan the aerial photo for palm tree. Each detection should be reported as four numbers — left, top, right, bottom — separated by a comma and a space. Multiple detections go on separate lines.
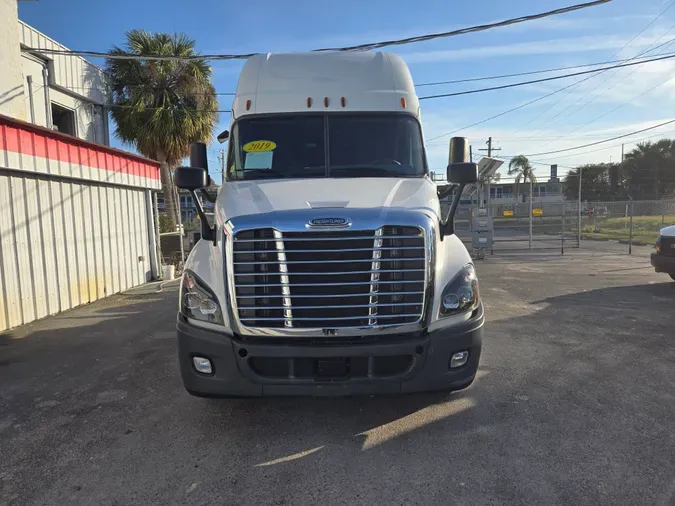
623, 140, 673, 199
106, 30, 218, 228
508, 155, 537, 201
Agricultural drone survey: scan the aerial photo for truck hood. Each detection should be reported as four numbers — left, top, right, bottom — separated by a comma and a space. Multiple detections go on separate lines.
216, 178, 439, 222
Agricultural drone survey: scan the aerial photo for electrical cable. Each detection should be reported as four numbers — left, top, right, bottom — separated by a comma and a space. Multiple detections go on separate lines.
523, 118, 675, 156
58, 52, 675, 98
539, 9, 675, 129
531, 127, 675, 161
526, 34, 675, 142
519, 4, 675, 142
414, 52, 675, 87
416, 52, 675, 100
21, 1, 612, 62
425, 77, 615, 144
534, 72, 675, 145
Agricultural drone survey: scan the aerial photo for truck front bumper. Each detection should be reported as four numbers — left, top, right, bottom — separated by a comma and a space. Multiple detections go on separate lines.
651, 252, 675, 274
177, 305, 484, 397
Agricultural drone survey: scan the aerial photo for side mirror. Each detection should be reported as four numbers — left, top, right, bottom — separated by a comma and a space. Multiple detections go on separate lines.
447, 162, 478, 184
439, 137, 478, 240
172, 167, 215, 243
217, 130, 229, 143
447, 136, 478, 184
174, 167, 208, 190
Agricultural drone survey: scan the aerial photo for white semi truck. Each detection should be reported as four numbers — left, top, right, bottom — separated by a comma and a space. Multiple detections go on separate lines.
173, 51, 483, 397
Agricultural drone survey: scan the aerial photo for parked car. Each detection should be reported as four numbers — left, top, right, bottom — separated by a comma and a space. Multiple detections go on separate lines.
651, 225, 675, 281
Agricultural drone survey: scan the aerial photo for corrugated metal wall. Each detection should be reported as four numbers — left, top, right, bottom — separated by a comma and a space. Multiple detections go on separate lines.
0, 114, 161, 332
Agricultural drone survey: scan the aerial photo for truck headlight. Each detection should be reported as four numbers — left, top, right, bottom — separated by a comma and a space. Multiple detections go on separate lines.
181, 271, 224, 325
440, 264, 480, 316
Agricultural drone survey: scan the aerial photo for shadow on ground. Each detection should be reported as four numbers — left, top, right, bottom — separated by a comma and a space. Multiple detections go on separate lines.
1, 278, 674, 505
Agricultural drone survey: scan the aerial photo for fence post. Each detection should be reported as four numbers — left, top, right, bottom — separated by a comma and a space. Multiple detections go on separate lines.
629, 200, 633, 255
529, 179, 533, 250
146, 190, 160, 280
577, 166, 582, 247
153, 192, 162, 277
561, 204, 565, 254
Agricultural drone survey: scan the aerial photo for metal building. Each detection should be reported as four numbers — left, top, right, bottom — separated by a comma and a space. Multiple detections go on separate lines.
0, 114, 161, 332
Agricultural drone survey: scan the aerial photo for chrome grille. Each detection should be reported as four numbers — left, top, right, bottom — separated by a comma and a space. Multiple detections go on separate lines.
232, 226, 426, 329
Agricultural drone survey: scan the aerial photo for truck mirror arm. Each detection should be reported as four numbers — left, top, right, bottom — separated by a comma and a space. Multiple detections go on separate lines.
199, 188, 216, 203
439, 183, 466, 240
189, 189, 216, 244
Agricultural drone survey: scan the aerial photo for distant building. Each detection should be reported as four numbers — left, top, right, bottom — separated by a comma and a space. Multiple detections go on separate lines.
0, 1, 109, 144
157, 187, 217, 220
436, 164, 564, 206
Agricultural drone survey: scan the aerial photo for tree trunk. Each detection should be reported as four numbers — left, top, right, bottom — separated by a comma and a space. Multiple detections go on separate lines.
157, 152, 178, 231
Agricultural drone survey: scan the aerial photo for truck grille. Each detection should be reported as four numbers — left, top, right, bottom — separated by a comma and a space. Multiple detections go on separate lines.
232, 226, 426, 329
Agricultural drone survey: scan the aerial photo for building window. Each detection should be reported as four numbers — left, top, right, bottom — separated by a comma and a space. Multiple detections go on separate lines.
51, 103, 76, 136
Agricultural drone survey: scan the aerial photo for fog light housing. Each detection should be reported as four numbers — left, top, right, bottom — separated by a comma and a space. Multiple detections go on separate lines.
450, 351, 469, 369
192, 356, 213, 375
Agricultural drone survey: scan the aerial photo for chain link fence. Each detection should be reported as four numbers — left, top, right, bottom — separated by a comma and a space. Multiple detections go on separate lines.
581, 199, 675, 252
454, 199, 579, 253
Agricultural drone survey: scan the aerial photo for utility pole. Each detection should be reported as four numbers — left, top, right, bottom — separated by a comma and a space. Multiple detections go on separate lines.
479, 136, 501, 158
219, 149, 225, 183
479, 137, 501, 211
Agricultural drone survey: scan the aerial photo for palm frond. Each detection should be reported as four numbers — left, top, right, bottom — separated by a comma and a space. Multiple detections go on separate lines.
106, 30, 218, 165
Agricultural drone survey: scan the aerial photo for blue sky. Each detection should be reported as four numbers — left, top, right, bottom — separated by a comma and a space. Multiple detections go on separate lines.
18, 0, 675, 182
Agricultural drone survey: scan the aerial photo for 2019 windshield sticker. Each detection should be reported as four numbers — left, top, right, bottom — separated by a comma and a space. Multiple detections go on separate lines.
243, 140, 277, 153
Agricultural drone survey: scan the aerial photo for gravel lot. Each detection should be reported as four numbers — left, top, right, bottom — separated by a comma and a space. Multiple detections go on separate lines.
1, 243, 674, 505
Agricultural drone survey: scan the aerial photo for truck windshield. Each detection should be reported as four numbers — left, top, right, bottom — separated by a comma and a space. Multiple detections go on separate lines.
227, 114, 426, 180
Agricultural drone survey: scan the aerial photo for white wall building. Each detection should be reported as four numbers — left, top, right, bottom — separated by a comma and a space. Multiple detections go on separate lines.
0, 0, 163, 332
0, 0, 109, 145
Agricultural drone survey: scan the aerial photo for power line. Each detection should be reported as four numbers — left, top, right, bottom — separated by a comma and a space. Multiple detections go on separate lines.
424, 75, 619, 144
61, 55, 673, 96
416, 52, 675, 100
519, 3, 675, 141
545, 4, 675, 123
523, 118, 675, 156
532, 127, 675, 161
48, 50, 675, 109
533, 71, 675, 145
423, 53, 675, 144
56, 53, 675, 99
106, 104, 231, 113
414, 53, 675, 87
64, 84, 236, 96
494, 154, 575, 170
21, 0, 612, 62
526, 34, 675, 142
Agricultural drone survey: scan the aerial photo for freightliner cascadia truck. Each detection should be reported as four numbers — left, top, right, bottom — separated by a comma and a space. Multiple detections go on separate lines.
172, 51, 483, 397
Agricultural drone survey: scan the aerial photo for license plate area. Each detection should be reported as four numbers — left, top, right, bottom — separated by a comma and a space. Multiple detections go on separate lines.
316, 358, 349, 379
248, 355, 413, 381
